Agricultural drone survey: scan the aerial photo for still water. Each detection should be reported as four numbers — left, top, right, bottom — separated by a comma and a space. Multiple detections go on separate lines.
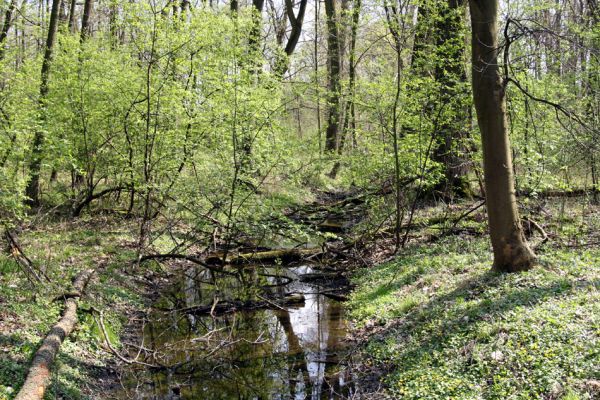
116, 265, 354, 399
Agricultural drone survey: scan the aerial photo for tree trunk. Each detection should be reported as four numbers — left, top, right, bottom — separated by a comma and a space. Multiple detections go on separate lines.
324, 0, 341, 152
67, 0, 76, 32
15, 270, 94, 400
80, 0, 93, 41
469, 0, 535, 272
329, 0, 361, 178
25, 0, 61, 207
273, 0, 307, 77
248, 0, 264, 74
432, 0, 472, 200
0, 0, 16, 61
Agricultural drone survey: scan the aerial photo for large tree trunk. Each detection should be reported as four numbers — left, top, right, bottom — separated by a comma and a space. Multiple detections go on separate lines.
80, 0, 93, 41
432, 0, 472, 199
324, 0, 341, 152
25, 0, 61, 207
469, 0, 535, 272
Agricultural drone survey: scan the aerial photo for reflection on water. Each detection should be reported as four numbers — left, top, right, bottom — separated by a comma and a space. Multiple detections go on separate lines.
117, 265, 353, 399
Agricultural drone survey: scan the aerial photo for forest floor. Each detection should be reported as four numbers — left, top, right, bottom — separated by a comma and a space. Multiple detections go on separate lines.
348, 197, 600, 399
0, 197, 598, 399
0, 215, 144, 399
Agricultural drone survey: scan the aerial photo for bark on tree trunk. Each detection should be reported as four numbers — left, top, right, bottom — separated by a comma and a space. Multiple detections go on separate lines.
469, 0, 535, 272
0, 0, 16, 61
15, 269, 94, 400
25, 0, 61, 207
80, 0, 93, 41
324, 0, 341, 152
67, 0, 76, 32
432, 0, 472, 200
273, 0, 307, 77
328, 0, 360, 178
248, 0, 264, 74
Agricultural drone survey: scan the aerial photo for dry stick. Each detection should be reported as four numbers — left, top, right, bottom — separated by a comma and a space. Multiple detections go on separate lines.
4, 229, 50, 283
15, 269, 94, 400
94, 310, 164, 369
523, 217, 549, 249
4, 229, 41, 284
441, 200, 487, 237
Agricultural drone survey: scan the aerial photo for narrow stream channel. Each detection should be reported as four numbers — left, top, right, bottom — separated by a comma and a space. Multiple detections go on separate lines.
115, 263, 354, 399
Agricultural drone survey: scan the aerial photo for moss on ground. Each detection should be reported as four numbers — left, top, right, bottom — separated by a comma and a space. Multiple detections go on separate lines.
349, 200, 600, 399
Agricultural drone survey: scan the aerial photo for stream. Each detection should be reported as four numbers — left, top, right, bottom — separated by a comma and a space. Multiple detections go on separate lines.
114, 262, 355, 399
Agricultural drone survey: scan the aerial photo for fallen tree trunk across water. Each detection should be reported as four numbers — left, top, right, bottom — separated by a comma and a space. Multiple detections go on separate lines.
15, 269, 94, 400
207, 247, 322, 265
176, 294, 306, 316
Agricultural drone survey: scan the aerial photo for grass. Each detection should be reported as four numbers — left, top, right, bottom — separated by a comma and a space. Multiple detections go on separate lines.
0, 215, 141, 399
348, 200, 600, 399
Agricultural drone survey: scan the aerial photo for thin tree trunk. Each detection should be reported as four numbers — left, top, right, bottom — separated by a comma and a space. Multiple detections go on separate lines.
314, 0, 322, 153
329, 0, 360, 178
25, 0, 61, 207
67, 0, 76, 32
0, 0, 16, 61
469, 0, 535, 272
248, 0, 264, 74
324, 0, 341, 152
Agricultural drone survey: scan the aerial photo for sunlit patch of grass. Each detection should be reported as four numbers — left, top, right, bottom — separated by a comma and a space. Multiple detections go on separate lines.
349, 209, 600, 399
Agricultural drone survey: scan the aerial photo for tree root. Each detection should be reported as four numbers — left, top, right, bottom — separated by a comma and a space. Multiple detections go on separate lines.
15, 269, 94, 400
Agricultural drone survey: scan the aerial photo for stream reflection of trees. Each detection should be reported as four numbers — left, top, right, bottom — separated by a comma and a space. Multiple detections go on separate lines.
124, 265, 349, 399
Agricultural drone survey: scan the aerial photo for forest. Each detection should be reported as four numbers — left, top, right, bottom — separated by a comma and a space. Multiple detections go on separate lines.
0, 0, 598, 398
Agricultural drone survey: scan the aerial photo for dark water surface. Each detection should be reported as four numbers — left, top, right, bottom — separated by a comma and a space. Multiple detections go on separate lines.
116, 264, 354, 399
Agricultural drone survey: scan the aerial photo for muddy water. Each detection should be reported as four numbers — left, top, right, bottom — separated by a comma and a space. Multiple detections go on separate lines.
117, 265, 354, 399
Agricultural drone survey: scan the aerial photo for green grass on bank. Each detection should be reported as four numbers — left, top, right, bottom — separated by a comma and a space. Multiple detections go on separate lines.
349, 209, 600, 399
0, 217, 139, 400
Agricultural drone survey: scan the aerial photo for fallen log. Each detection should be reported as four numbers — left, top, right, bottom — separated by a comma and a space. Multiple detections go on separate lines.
139, 253, 236, 275
298, 272, 341, 282
206, 247, 322, 265
15, 269, 94, 400
176, 294, 305, 316
517, 188, 599, 198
